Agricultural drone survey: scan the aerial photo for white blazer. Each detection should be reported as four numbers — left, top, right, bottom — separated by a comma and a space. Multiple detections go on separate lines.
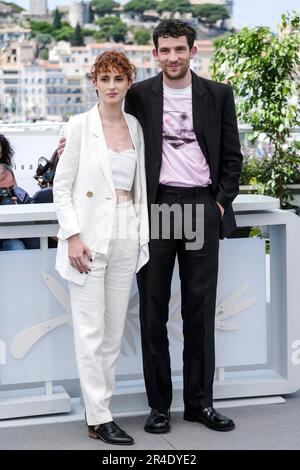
53, 103, 149, 286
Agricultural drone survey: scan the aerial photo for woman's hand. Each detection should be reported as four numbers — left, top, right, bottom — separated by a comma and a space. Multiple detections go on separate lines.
68, 234, 92, 274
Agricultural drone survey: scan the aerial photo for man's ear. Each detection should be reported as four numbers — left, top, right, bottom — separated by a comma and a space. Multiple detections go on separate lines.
152, 48, 159, 60
190, 46, 197, 59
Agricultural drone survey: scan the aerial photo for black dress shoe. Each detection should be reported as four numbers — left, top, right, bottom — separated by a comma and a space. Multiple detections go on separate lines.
88, 421, 134, 445
144, 408, 170, 434
184, 406, 235, 432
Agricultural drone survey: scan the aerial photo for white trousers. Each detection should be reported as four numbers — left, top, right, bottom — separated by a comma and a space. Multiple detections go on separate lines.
68, 201, 139, 425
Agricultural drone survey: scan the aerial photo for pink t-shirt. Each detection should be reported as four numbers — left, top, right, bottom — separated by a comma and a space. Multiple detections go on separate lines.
159, 83, 211, 187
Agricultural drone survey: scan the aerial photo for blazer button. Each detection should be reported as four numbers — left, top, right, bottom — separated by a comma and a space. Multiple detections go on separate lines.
86, 191, 93, 198
155, 162, 160, 169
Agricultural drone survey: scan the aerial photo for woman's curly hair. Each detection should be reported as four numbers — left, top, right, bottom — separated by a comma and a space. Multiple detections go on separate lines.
91, 50, 136, 82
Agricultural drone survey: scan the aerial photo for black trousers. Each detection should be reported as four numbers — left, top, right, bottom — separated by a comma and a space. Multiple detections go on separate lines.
137, 184, 221, 410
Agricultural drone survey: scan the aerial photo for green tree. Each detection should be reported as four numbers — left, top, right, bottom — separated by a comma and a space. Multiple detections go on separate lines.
156, 0, 191, 16
91, 0, 119, 16
35, 33, 52, 58
192, 3, 229, 27
96, 16, 128, 42
52, 7, 63, 30
53, 25, 74, 42
133, 27, 151, 45
124, 0, 157, 14
82, 28, 98, 37
93, 31, 106, 42
29, 20, 54, 37
71, 23, 85, 46
39, 48, 49, 60
211, 13, 300, 206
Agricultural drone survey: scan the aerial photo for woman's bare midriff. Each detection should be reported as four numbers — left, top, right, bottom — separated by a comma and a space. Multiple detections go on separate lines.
115, 189, 132, 204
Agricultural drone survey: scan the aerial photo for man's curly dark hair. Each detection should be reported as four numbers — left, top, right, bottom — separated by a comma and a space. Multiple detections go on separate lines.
153, 19, 197, 50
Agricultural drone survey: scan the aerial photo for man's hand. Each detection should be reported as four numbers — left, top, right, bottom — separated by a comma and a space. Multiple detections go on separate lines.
57, 136, 66, 157
216, 202, 224, 218
68, 234, 92, 274
38, 181, 49, 189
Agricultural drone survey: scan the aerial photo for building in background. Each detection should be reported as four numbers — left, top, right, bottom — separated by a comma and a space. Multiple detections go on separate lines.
29, 0, 48, 16
0, 27, 31, 49
69, 1, 91, 28
0, 37, 214, 122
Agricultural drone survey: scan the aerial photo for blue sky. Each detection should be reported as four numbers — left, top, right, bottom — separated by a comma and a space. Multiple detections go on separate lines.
11, 0, 300, 32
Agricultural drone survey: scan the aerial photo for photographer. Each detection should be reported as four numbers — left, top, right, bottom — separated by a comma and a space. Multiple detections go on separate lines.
27, 150, 60, 249
0, 164, 30, 251
31, 149, 59, 204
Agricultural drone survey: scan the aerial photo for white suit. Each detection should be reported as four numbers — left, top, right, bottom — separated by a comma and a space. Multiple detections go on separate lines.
53, 103, 149, 425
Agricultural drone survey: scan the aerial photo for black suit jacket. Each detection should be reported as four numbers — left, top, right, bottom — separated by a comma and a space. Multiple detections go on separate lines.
125, 70, 243, 239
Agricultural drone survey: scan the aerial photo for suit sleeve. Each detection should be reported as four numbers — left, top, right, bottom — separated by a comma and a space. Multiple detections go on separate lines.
216, 86, 243, 210
125, 86, 138, 118
53, 115, 81, 240
136, 121, 150, 272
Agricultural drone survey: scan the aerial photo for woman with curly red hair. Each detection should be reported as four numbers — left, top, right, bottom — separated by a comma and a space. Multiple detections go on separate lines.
53, 51, 149, 445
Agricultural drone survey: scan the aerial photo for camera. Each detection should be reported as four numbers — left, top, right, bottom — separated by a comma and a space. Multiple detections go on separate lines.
33, 156, 56, 186
0, 187, 16, 205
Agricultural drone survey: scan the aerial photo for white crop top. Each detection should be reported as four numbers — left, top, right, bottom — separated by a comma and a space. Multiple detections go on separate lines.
107, 148, 137, 191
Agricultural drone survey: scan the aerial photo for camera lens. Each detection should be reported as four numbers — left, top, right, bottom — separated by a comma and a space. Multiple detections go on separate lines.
43, 169, 55, 183
0, 187, 15, 205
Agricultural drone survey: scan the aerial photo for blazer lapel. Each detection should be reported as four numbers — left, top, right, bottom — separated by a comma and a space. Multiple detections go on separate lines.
122, 111, 141, 203
191, 71, 210, 166
150, 72, 163, 165
89, 104, 115, 194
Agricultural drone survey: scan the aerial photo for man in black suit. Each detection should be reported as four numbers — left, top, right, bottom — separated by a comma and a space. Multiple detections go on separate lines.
125, 20, 242, 433
57, 19, 242, 433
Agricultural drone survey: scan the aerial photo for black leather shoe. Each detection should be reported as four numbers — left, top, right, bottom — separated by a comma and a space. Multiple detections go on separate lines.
184, 406, 235, 432
88, 421, 134, 445
144, 408, 170, 434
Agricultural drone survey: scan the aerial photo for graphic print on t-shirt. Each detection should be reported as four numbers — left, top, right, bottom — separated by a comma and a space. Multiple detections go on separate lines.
163, 109, 197, 149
